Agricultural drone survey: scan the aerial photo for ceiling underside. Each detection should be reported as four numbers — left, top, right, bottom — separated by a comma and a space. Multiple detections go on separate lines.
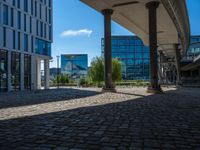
80, 0, 189, 59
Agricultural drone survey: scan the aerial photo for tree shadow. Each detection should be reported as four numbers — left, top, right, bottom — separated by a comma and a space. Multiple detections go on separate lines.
0, 88, 199, 149
0, 88, 101, 109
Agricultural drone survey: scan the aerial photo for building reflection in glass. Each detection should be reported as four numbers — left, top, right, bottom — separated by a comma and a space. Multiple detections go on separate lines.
0, 50, 7, 92
61, 54, 88, 79
102, 36, 150, 80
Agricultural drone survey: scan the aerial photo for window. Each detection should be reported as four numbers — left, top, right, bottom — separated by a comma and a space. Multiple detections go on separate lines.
31, 0, 33, 15
18, 32, 20, 50
24, 34, 28, 52
13, 30, 16, 49
35, 1, 37, 17
49, 26, 51, 40
29, 17, 32, 33
40, 4, 42, 19
24, 14, 26, 31
10, 9, 14, 27
49, 0, 51, 7
0, 50, 8, 92
24, 54, 31, 90
44, 24, 46, 38
45, 7, 47, 22
31, 36, 34, 53
48, 9, 51, 24
11, 52, 20, 91
3, 4, 8, 25
17, 11, 21, 29
40, 22, 43, 37
3, 27, 6, 47
12, 0, 16, 6
36, 20, 39, 36
17, 0, 20, 9
35, 38, 51, 56
24, 0, 28, 12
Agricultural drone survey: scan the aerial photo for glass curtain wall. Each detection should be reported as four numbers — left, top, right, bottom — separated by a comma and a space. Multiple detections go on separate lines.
0, 50, 8, 92
11, 52, 20, 91
101, 36, 150, 80
24, 54, 31, 90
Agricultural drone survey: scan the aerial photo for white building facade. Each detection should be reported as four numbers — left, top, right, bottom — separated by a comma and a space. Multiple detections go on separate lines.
0, 0, 52, 92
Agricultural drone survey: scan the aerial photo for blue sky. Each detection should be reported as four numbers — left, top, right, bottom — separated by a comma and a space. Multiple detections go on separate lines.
51, 0, 200, 68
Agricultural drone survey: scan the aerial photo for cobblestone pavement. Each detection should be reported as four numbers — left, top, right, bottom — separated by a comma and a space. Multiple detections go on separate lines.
0, 87, 200, 150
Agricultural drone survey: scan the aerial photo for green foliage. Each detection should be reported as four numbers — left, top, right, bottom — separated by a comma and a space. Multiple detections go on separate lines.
112, 58, 122, 82
88, 56, 122, 86
53, 74, 69, 86
89, 57, 104, 86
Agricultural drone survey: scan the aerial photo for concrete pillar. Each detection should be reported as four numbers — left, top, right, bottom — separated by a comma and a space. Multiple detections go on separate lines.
7, 51, 12, 92
20, 53, 24, 91
174, 44, 182, 85
44, 59, 50, 89
146, 1, 162, 93
36, 59, 41, 89
101, 9, 115, 92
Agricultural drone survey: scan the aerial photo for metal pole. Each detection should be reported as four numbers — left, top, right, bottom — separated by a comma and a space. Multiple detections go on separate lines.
56, 56, 60, 88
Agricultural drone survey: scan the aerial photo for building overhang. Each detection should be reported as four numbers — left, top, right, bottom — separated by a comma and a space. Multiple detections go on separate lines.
80, 0, 190, 59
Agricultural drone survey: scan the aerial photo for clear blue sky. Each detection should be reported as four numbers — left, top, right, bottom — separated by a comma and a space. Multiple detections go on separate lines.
51, 0, 200, 68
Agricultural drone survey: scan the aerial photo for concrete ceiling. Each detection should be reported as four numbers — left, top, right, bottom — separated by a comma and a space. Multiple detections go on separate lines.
80, 0, 190, 59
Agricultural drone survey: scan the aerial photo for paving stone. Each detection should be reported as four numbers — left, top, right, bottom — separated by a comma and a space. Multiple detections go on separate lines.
0, 87, 200, 149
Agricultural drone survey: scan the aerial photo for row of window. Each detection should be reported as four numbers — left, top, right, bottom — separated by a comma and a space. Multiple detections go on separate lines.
35, 38, 51, 56
5, 0, 52, 18
2, 27, 51, 56
0, 50, 31, 91
1, 3, 52, 41
102, 38, 145, 46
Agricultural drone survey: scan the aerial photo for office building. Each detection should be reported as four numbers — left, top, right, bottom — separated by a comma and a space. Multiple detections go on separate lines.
101, 36, 150, 80
0, 0, 53, 92
61, 54, 88, 79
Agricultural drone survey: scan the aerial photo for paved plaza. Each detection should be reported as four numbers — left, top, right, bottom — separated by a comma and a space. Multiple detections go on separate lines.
0, 87, 200, 150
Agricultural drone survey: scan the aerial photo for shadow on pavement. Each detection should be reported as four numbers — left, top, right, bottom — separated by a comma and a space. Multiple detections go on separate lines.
0, 88, 101, 109
0, 88, 200, 149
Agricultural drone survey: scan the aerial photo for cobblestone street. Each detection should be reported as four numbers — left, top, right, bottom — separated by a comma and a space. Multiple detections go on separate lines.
0, 87, 200, 150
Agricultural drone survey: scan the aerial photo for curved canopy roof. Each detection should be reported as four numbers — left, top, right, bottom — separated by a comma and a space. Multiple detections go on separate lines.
80, 0, 190, 59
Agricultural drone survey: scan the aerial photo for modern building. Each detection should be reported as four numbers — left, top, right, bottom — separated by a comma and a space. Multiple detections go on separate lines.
102, 36, 150, 80
0, 0, 53, 92
50, 67, 61, 78
181, 36, 200, 86
61, 54, 88, 79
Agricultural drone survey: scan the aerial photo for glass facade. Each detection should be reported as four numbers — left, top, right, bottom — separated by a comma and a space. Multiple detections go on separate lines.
0, 50, 7, 92
0, 0, 53, 92
11, 52, 20, 91
24, 54, 31, 90
61, 54, 88, 79
187, 36, 200, 57
101, 36, 150, 80
35, 38, 51, 56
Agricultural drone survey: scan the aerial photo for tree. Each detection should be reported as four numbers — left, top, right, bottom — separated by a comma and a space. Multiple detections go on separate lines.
53, 74, 69, 86
89, 57, 104, 86
112, 58, 122, 82
89, 56, 122, 86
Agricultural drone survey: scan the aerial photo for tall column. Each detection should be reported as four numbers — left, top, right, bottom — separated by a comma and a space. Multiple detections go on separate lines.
36, 59, 41, 89
44, 59, 50, 89
146, 1, 162, 93
101, 9, 115, 92
20, 53, 24, 91
7, 51, 12, 92
174, 44, 182, 85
